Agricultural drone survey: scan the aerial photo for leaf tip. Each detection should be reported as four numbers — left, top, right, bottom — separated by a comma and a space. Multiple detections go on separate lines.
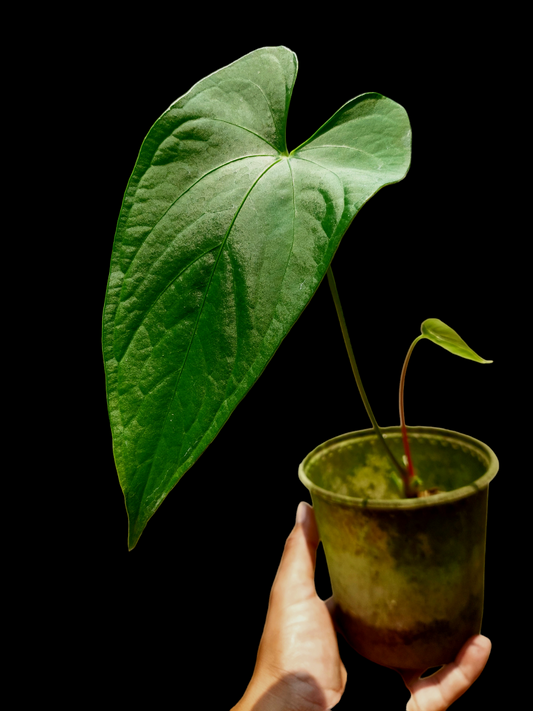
127, 530, 141, 552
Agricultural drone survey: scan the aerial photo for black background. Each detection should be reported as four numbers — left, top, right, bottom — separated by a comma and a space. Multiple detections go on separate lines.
75, 20, 519, 710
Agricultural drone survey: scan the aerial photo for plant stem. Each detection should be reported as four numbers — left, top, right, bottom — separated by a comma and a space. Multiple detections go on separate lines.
399, 335, 424, 496
326, 266, 407, 486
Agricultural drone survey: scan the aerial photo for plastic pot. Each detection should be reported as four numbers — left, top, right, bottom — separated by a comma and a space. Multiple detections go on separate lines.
298, 426, 498, 670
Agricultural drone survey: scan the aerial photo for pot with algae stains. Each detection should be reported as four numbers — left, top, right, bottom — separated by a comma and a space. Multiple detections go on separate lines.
298, 426, 498, 670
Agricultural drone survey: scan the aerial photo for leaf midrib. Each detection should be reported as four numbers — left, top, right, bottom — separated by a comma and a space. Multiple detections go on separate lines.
177, 156, 298, 478
172, 153, 348, 483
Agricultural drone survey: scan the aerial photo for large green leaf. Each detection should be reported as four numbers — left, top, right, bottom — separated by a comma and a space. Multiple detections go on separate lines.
103, 46, 412, 549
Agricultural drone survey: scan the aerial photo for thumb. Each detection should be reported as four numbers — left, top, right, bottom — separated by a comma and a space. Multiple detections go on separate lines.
271, 502, 320, 603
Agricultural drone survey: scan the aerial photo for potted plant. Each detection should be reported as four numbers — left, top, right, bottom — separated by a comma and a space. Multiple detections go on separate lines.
297, 312, 497, 669
102, 46, 497, 671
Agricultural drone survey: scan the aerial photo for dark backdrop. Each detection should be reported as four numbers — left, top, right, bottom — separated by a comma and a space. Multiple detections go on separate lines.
82, 24, 515, 710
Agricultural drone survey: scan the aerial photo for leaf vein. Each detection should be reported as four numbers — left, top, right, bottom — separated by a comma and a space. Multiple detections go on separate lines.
118, 241, 224, 364
243, 80, 278, 142
116, 154, 276, 314
206, 116, 279, 152
134, 158, 283, 517
293, 156, 344, 193
299, 144, 381, 164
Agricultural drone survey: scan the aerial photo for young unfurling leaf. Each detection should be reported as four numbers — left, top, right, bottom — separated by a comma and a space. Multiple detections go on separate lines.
420, 318, 492, 363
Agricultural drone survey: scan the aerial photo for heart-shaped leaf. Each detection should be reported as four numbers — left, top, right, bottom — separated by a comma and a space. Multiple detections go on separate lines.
103, 46, 412, 548
420, 318, 492, 362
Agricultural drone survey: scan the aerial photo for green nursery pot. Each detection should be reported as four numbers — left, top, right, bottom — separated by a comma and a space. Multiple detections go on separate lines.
298, 426, 498, 670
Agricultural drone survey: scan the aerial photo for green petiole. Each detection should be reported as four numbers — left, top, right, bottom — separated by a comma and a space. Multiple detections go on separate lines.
326, 266, 410, 490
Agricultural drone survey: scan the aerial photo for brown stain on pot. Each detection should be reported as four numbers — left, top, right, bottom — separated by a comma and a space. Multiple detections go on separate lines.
334, 592, 482, 669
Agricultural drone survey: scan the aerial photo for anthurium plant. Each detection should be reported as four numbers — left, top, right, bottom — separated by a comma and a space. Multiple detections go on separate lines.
104, 45, 489, 550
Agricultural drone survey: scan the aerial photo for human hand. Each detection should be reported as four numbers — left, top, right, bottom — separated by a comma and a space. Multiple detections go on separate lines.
397, 634, 492, 710
232, 501, 346, 711
232, 502, 491, 711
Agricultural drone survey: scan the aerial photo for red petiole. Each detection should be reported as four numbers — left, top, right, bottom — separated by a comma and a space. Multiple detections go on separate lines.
399, 335, 423, 497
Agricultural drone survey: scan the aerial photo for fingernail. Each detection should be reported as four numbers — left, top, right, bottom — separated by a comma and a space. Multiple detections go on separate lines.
296, 502, 307, 525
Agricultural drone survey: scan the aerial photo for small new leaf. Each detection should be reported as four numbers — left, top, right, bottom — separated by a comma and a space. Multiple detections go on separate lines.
420, 318, 492, 363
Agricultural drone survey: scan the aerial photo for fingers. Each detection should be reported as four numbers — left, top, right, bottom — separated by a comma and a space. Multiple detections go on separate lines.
437, 635, 492, 706
296, 501, 320, 549
405, 635, 491, 710
270, 502, 320, 603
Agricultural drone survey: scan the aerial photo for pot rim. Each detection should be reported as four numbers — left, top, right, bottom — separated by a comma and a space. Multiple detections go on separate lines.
298, 426, 499, 509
